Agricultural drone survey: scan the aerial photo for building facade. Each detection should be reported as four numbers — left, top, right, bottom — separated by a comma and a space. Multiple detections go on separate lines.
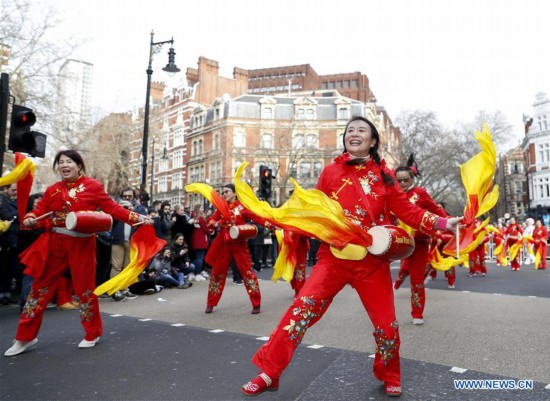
494, 146, 528, 221
522, 92, 550, 223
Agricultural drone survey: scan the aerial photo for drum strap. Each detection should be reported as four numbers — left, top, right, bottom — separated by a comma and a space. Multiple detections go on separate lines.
52, 227, 94, 238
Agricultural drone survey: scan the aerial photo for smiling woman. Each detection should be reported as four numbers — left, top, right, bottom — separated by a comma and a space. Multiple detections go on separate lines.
4, 149, 153, 358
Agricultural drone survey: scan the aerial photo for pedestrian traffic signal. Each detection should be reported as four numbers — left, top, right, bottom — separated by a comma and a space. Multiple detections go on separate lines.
259, 165, 273, 200
8, 104, 47, 158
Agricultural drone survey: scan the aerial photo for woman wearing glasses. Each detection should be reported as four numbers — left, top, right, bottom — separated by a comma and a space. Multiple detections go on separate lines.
392, 154, 449, 326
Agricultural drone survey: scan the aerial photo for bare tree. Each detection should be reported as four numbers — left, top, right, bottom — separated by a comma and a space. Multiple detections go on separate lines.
0, 0, 82, 129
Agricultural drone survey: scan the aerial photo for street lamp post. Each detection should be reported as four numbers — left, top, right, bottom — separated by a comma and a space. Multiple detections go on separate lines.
140, 30, 180, 193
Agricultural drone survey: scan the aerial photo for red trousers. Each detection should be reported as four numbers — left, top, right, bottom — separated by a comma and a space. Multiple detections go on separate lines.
290, 237, 308, 296
536, 243, 547, 269
469, 247, 487, 274
396, 240, 430, 319
206, 238, 261, 308
16, 233, 101, 341
252, 247, 400, 386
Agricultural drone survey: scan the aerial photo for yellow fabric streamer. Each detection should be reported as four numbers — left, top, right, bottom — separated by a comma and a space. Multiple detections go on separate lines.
271, 230, 297, 283
233, 162, 371, 250
508, 242, 522, 262
0, 158, 36, 187
429, 247, 468, 271
0, 220, 13, 233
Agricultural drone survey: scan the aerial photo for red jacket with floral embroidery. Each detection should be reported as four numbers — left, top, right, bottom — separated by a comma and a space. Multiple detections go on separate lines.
26, 175, 139, 228
401, 186, 448, 241
316, 154, 443, 238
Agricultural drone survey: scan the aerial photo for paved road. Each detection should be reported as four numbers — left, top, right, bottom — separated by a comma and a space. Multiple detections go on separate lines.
1, 260, 549, 400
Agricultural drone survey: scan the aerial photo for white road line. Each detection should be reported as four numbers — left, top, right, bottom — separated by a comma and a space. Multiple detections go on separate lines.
545, 384, 550, 390
171, 323, 186, 327
256, 336, 270, 341
109, 314, 123, 317
209, 329, 225, 333
138, 318, 152, 321
450, 367, 468, 373
307, 344, 324, 349
528, 296, 537, 298
368, 354, 375, 358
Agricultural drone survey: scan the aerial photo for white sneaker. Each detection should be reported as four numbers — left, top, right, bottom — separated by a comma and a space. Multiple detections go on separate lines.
412, 318, 424, 325
78, 337, 100, 349
155, 285, 164, 293
448, 284, 455, 289
200, 271, 210, 278
195, 274, 206, 281
4, 338, 38, 356
188, 273, 196, 281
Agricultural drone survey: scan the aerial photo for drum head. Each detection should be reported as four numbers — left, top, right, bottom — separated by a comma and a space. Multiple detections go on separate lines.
229, 226, 239, 240
367, 226, 391, 255
65, 212, 77, 230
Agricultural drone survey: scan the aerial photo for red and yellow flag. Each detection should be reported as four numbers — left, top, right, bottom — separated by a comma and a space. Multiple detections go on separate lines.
94, 225, 166, 296
0, 153, 36, 222
184, 183, 231, 220
233, 162, 371, 250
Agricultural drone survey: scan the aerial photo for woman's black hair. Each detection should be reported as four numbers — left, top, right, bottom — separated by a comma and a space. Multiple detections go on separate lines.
395, 153, 421, 179
53, 150, 86, 174
222, 183, 235, 193
27, 193, 44, 213
343, 116, 394, 185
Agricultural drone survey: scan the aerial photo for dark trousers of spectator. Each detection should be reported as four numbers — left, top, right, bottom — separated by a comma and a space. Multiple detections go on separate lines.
95, 238, 112, 287
0, 247, 21, 300
231, 259, 242, 282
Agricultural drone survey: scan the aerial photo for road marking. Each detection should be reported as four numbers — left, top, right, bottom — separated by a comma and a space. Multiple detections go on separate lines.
368, 354, 375, 358
209, 329, 225, 333
462, 291, 471, 293
110, 314, 123, 317
171, 323, 186, 327
139, 318, 152, 321
307, 344, 324, 349
545, 384, 550, 390
256, 336, 269, 341
157, 298, 167, 302
450, 367, 468, 373
528, 296, 537, 298
493, 293, 502, 295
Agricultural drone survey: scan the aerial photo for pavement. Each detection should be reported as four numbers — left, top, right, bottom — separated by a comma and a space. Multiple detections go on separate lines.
1, 261, 549, 401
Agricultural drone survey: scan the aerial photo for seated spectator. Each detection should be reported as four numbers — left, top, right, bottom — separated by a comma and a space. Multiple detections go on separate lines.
171, 233, 204, 281
149, 248, 191, 289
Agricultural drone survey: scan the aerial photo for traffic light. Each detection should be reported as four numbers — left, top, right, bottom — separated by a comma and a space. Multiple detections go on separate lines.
8, 104, 47, 158
259, 165, 273, 200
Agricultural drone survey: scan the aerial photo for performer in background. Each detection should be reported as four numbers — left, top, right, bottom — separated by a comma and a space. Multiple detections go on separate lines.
204, 184, 266, 315
467, 220, 490, 277
4, 150, 151, 357
241, 116, 462, 397
533, 219, 548, 270
505, 217, 523, 271
392, 155, 448, 325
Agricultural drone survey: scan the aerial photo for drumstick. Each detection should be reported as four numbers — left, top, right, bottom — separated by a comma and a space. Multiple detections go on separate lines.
456, 224, 460, 259
132, 220, 147, 227
34, 211, 53, 221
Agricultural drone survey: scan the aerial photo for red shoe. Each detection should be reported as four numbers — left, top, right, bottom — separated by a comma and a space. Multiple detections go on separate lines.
205, 305, 214, 314
393, 280, 402, 290
251, 305, 261, 315
384, 383, 402, 397
241, 373, 279, 396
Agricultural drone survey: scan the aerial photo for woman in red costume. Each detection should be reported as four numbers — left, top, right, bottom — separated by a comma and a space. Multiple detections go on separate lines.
392, 155, 448, 325
505, 217, 523, 271
4, 150, 150, 357
241, 116, 462, 397
467, 220, 490, 277
492, 222, 507, 266
533, 219, 548, 270
204, 183, 267, 315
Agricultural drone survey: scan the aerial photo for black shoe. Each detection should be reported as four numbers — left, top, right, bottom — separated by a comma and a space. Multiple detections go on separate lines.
233, 280, 244, 285
112, 291, 127, 302
123, 291, 138, 300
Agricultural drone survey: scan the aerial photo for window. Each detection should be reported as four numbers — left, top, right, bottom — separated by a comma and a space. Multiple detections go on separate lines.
338, 108, 350, 120
213, 133, 220, 150
261, 133, 273, 149
263, 107, 273, 119
297, 109, 305, 119
299, 162, 311, 179
193, 141, 198, 156
338, 133, 345, 149
159, 176, 167, 192
306, 109, 314, 120
538, 115, 548, 131
289, 162, 297, 178
306, 134, 318, 149
174, 129, 184, 146
313, 162, 322, 178
173, 150, 184, 168
172, 173, 183, 189
538, 143, 550, 163
233, 131, 245, 148
199, 139, 204, 155
292, 134, 304, 149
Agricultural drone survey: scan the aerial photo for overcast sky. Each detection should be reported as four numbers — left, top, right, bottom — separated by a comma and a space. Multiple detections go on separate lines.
47, 0, 549, 147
